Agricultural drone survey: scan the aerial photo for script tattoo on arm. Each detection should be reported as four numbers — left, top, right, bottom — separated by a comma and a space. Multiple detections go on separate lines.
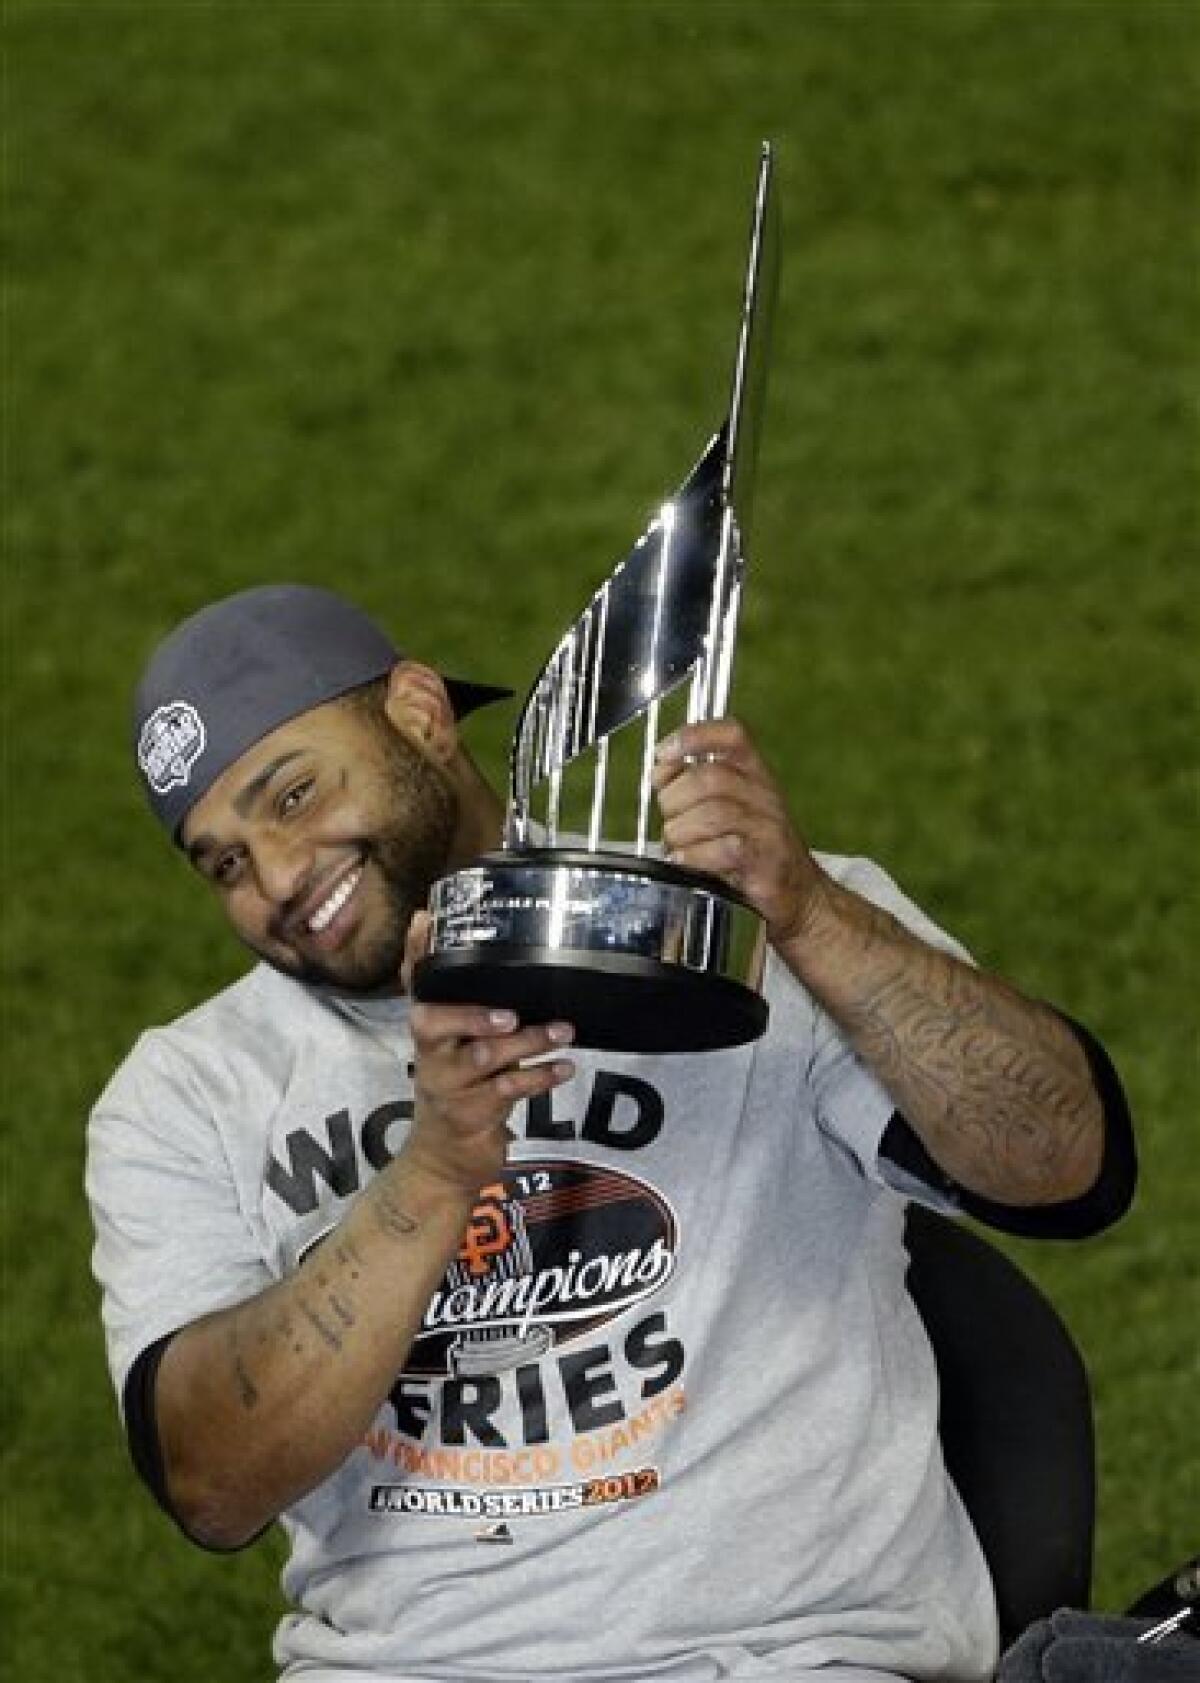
228, 1315, 259, 1411
299, 1300, 344, 1353
220, 1178, 454, 1413
803, 891, 1104, 1205
161, 1158, 481, 1546
224, 1242, 372, 1413
371, 1182, 422, 1241
218, 1151, 478, 1420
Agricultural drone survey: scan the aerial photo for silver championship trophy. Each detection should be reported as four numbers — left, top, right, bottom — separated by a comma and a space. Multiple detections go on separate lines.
414, 145, 781, 1052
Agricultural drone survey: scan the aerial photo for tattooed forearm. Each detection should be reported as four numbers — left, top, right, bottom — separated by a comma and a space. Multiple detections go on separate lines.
299, 1301, 343, 1352
157, 1152, 484, 1546
214, 1169, 469, 1429
225, 1247, 369, 1414
790, 884, 1104, 1205
227, 1316, 260, 1412
371, 1180, 422, 1241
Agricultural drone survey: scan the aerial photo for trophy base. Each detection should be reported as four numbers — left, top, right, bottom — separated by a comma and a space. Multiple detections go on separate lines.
413, 850, 769, 1055
415, 945, 767, 1053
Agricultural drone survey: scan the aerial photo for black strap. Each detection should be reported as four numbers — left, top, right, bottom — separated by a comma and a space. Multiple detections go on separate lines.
122, 1332, 266, 1551
122, 1331, 176, 1513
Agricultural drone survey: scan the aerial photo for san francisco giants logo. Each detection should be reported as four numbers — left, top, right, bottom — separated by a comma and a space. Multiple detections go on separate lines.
444, 1183, 552, 1375
457, 1184, 516, 1278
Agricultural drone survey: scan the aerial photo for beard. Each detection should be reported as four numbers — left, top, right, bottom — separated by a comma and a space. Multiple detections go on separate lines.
258, 729, 459, 995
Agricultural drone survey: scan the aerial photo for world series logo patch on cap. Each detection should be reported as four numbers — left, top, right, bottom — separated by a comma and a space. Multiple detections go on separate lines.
138, 700, 207, 794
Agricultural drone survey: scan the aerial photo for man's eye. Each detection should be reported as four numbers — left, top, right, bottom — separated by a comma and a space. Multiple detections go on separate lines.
278, 778, 315, 818
212, 852, 244, 887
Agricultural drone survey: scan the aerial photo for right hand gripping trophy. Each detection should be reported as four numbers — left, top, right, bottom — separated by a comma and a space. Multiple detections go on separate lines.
415, 146, 781, 1053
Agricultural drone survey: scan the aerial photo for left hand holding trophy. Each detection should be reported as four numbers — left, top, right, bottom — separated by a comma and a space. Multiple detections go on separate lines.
414, 145, 781, 1053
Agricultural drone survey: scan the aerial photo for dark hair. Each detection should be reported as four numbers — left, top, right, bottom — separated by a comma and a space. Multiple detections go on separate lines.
340, 675, 390, 720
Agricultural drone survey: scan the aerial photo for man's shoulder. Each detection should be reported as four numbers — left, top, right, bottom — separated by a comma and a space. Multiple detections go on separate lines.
147, 963, 319, 1051
93, 966, 332, 1122
166, 962, 304, 1029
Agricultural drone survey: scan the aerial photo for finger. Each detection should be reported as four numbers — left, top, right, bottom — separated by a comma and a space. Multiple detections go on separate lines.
425, 1053, 576, 1129
663, 826, 811, 938
468, 1019, 575, 1077
658, 785, 780, 845
492, 1056, 577, 1103
654, 753, 780, 822
653, 719, 764, 779
410, 1000, 521, 1047
658, 718, 756, 758
416, 1018, 575, 1097
664, 832, 748, 881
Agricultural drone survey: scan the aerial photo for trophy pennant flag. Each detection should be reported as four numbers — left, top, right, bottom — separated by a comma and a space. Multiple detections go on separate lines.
415, 144, 781, 1053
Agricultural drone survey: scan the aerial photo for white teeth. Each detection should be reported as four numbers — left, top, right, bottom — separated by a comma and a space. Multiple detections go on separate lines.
307, 867, 362, 933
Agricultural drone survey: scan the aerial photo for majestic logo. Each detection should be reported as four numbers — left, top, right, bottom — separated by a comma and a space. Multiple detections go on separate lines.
404, 1160, 678, 1381
138, 701, 206, 794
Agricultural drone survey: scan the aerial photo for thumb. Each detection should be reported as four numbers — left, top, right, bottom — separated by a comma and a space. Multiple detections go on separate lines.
401, 910, 433, 995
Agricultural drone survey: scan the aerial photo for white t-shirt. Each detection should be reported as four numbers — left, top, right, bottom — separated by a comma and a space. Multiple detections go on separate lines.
87, 855, 998, 1682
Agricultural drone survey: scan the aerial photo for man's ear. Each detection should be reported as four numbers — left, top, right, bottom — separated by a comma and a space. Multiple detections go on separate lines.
383, 661, 460, 767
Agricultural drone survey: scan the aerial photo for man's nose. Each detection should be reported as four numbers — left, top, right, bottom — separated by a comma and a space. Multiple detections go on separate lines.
252, 832, 314, 908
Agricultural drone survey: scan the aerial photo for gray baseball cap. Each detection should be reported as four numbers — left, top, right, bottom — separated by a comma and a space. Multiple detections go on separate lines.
133, 583, 512, 841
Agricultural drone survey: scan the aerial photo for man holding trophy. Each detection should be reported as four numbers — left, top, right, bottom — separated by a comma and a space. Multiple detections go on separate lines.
89, 152, 1136, 1681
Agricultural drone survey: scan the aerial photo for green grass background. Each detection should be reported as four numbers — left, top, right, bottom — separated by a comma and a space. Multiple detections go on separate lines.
4, 1, 1197, 1676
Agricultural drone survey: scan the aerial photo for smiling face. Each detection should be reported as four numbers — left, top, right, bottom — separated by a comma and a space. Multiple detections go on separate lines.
181, 690, 457, 993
